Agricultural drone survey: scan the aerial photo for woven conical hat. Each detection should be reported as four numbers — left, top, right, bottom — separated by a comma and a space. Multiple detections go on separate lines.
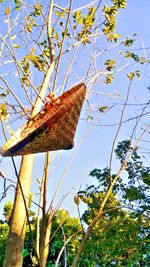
1, 83, 86, 157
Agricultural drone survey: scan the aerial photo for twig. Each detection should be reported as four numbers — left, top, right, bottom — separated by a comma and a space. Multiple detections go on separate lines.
52, 0, 73, 92
0, 76, 29, 119
77, 204, 85, 236
0, 34, 45, 105
72, 0, 99, 12
0, 115, 8, 140
47, 0, 55, 63
43, 152, 50, 217
60, 46, 79, 94
0, 184, 16, 202
94, 110, 150, 127
55, 231, 80, 267
35, 166, 45, 257
109, 79, 132, 182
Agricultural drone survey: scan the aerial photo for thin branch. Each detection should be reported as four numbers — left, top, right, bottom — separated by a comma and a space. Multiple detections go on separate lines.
55, 231, 80, 267
47, 0, 55, 63
0, 115, 8, 141
72, 0, 100, 12
0, 34, 45, 106
130, 100, 150, 142
43, 152, 50, 218
60, 46, 79, 94
36, 165, 45, 257
31, 0, 55, 116
0, 76, 29, 119
77, 204, 85, 236
109, 79, 132, 181
53, 4, 69, 14
94, 110, 150, 127
0, 184, 16, 202
52, 0, 73, 92
48, 124, 94, 213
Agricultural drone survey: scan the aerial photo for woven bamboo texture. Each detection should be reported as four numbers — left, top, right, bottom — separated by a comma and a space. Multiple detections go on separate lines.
1, 83, 86, 157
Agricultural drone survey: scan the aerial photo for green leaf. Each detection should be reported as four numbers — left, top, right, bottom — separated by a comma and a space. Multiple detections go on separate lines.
78, 194, 89, 203
0, 103, 9, 120
13, 44, 21, 49
104, 59, 116, 71
5, 6, 10, 15
104, 74, 114, 84
135, 70, 141, 79
99, 106, 108, 113
106, 33, 121, 42
127, 72, 135, 80
125, 51, 132, 58
55, 11, 66, 18
83, 7, 96, 28
23, 249, 29, 258
73, 10, 83, 25
14, 0, 22, 10
124, 37, 135, 46
127, 71, 141, 80
32, 3, 42, 16
54, 32, 59, 40
112, 0, 127, 9
142, 174, 150, 186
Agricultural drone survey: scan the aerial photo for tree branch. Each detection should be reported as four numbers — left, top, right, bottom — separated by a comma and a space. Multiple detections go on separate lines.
71, 124, 150, 267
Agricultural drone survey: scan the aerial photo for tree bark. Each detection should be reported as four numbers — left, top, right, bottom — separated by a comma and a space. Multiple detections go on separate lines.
39, 153, 52, 267
39, 219, 52, 267
3, 155, 34, 267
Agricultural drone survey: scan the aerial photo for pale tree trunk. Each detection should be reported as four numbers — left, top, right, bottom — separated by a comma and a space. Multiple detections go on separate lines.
3, 155, 34, 267
3, 63, 55, 267
39, 216, 52, 267
2, 0, 74, 264
39, 152, 52, 267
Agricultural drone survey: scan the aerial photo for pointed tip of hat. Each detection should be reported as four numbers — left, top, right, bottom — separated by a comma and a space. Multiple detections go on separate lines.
1, 83, 86, 157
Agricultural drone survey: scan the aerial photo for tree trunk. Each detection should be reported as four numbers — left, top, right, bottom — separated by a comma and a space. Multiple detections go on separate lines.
39, 153, 52, 267
3, 1, 55, 264
3, 155, 34, 267
39, 220, 52, 267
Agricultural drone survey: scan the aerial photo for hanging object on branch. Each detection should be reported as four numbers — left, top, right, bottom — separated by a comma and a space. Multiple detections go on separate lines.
1, 83, 86, 157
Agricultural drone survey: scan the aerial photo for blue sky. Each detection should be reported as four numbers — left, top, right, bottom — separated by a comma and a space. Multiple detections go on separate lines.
0, 0, 149, 218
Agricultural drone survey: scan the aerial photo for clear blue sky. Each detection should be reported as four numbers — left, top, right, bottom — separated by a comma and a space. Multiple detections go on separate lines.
0, 0, 149, 218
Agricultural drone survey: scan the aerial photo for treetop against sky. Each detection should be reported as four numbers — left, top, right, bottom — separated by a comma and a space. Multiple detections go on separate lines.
0, 0, 149, 219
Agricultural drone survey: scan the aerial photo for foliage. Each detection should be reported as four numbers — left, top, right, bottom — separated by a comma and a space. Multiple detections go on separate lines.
78, 198, 149, 266
0, 0, 149, 266
0, 221, 9, 266
0, 104, 9, 121
3, 201, 13, 222
47, 210, 81, 266
0, 141, 150, 266
76, 140, 150, 266
125, 51, 148, 64
102, 0, 127, 42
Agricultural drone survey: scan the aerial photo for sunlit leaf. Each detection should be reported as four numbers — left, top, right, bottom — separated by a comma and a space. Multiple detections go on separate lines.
55, 11, 66, 18
5, 6, 10, 15
124, 37, 135, 46
104, 74, 114, 84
